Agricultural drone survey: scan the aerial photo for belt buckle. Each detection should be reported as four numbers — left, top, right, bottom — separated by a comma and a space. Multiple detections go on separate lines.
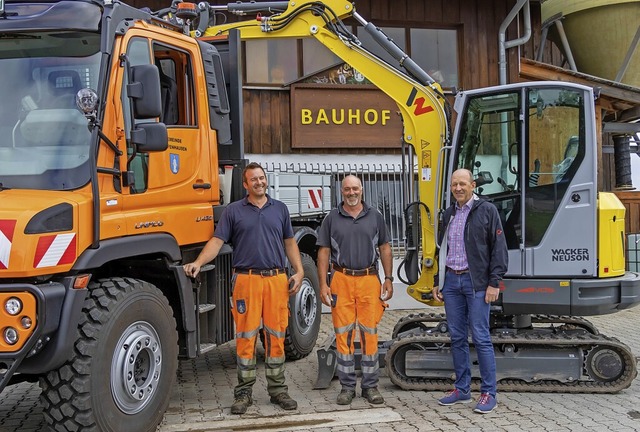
263, 269, 275, 277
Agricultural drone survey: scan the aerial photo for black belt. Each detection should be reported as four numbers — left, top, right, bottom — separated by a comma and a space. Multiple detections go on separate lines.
234, 268, 286, 276
447, 267, 469, 275
332, 263, 377, 276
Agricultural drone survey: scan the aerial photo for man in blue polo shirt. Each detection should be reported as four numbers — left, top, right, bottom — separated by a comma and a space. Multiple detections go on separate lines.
316, 175, 394, 406
184, 162, 304, 415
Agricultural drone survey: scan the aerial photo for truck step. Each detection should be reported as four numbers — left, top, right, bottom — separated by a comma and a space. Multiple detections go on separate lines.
199, 303, 216, 313
199, 343, 217, 355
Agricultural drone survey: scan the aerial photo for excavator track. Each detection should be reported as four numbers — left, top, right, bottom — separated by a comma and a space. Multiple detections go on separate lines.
392, 312, 599, 338
385, 332, 637, 393
385, 313, 637, 393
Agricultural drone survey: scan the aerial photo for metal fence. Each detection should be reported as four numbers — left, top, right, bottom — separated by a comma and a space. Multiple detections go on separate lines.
628, 233, 640, 272
262, 161, 408, 258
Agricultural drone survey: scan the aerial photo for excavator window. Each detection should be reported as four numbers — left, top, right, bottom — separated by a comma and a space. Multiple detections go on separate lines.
454, 87, 585, 251
525, 87, 584, 246
455, 90, 521, 248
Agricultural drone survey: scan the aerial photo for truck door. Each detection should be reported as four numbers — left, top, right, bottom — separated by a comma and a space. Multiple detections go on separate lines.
452, 83, 597, 278
117, 32, 217, 243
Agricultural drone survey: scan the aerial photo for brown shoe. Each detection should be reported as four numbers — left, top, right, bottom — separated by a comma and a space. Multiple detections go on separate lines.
362, 387, 384, 404
230, 392, 252, 414
336, 387, 356, 405
270, 392, 298, 410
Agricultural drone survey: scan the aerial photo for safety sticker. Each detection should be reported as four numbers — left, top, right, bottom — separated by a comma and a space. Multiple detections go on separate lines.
0, 220, 16, 270
308, 188, 322, 209
34, 233, 76, 268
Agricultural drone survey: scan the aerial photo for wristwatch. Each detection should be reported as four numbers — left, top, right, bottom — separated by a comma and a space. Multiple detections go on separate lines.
384, 275, 394, 282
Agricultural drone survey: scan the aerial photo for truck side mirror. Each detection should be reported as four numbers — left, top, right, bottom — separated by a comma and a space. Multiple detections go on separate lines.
127, 64, 163, 119
131, 123, 168, 152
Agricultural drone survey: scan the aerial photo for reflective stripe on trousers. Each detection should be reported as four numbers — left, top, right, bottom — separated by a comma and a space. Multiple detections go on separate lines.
330, 271, 386, 389
231, 272, 289, 397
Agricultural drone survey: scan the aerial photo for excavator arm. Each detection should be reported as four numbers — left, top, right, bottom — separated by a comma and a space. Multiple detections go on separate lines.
199, 0, 449, 305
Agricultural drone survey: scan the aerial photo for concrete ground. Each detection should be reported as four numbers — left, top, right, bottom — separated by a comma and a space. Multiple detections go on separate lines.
2, 304, 640, 431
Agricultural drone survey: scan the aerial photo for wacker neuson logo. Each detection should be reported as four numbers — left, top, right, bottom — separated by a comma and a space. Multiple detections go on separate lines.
551, 248, 589, 261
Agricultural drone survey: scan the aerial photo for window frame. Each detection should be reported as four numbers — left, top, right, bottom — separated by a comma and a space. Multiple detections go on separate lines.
241, 23, 461, 91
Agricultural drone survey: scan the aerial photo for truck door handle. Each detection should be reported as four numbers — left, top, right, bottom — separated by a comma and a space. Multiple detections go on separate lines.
193, 183, 211, 189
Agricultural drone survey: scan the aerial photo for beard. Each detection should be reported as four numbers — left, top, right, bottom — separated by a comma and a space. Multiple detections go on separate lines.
345, 195, 360, 206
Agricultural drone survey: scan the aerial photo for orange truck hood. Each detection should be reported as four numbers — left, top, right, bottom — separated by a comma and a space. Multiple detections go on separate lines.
0, 189, 90, 277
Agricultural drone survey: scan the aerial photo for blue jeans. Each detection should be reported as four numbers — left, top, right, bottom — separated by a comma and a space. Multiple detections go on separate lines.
442, 272, 496, 396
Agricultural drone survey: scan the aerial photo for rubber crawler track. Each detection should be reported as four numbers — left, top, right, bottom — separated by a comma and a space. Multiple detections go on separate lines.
386, 313, 637, 393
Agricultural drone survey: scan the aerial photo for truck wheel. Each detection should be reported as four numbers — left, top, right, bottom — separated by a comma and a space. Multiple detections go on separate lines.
39, 277, 178, 432
285, 253, 321, 360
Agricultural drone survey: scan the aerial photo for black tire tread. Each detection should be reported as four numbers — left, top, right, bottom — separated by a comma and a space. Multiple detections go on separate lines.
39, 277, 177, 432
284, 253, 321, 360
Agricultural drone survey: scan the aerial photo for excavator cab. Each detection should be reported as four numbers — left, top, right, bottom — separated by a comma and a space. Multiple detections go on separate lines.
451, 83, 597, 290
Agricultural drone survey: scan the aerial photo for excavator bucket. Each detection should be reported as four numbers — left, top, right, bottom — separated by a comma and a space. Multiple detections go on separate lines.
314, 335, 338, 389
314, 333, 391, 389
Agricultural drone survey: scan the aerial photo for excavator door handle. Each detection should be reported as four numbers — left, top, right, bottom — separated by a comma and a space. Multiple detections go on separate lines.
193, 183, 211, 189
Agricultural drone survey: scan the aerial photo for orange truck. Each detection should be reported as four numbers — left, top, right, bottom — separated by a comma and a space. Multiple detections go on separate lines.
0, 0, 327, 430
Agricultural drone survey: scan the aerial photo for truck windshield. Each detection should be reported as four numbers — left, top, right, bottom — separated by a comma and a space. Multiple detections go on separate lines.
0, 31, 100, 190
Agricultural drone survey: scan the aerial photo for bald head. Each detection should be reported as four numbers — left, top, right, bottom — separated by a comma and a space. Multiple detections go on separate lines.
452, 168, 474, 183
342, 175, 362, 189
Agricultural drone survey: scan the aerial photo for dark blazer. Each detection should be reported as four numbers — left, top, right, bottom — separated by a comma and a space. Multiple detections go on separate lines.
435, 198, 508, 291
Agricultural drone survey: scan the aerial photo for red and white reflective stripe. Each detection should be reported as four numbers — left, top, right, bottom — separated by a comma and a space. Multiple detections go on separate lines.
307, 188, 322, 209
34, 233, 76, 268
0, 220, 17, 270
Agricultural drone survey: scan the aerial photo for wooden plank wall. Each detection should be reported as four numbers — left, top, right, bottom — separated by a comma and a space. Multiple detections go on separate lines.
615, 192, 640, 235
237, 0, 545, 155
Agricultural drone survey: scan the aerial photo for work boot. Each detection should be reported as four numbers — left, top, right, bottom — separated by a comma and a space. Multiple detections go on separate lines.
361, 387, 384, 404
336, 387, 356, 405
270, 392, 298, 410
230, 391, 252, 414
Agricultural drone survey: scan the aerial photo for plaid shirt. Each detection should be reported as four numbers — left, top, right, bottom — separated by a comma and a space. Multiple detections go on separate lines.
445, 198, 473, 271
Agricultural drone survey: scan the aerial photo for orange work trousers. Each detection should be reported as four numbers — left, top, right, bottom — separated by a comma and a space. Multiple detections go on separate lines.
231, 272, 289, 397
330, 271, 386, 390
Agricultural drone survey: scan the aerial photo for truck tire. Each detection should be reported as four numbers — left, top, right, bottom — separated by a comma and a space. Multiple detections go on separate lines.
285, 253, 321, 360
39, 277, 178, 432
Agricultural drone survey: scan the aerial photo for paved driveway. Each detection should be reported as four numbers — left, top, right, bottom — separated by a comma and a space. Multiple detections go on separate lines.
2, 306, 640, 431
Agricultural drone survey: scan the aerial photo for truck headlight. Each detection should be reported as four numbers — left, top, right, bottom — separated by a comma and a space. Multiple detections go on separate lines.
5, 298, 22, 316
4, 327, 18, 345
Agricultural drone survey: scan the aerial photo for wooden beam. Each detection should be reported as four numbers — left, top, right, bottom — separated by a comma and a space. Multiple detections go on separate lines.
619, 105, 640, 122
519, 58, 640, 106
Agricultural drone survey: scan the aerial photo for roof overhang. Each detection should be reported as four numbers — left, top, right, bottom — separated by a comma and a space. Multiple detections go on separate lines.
520, 58, 640, 122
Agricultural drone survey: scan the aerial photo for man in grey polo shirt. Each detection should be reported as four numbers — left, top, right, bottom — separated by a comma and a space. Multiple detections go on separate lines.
316, 175, 393, 406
